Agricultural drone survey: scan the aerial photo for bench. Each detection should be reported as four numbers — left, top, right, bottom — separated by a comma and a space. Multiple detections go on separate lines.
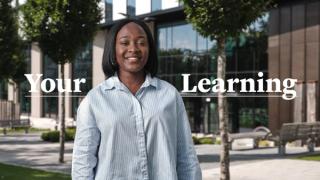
213, 126, 272, 150
0, 100, 30, 135
228, 126, 271, 150
0, 119, 30, 135
270, 122, 320, 155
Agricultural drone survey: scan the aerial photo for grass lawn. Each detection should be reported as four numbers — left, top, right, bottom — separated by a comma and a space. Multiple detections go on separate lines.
0, 127, 50, 135
0, 163, 71, 180
294, 154, 320, 161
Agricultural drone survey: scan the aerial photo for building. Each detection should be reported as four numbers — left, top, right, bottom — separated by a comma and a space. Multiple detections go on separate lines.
2, 0, 319, 133
268, 0, 320, 132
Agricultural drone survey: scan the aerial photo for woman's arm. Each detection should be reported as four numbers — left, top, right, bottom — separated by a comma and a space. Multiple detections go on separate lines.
72, 97, 100, 180
176, 95, 202, 180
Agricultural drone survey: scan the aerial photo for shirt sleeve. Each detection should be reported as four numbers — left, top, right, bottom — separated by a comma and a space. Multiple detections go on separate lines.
72, 96, 101, 180
176, 94, 202, 180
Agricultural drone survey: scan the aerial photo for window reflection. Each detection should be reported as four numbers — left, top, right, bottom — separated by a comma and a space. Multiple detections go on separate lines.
127, 0, 135, 17
151, 0, 161, 11
42, 56, 58, 119
19, 44, 31, 113
72, 43, 92, 118
105, 0, 113, 22
157, 17, 268, 133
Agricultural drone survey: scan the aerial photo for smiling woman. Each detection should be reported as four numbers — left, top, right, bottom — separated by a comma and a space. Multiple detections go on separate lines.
114, 22, 149, 93
72, 18, 202, 180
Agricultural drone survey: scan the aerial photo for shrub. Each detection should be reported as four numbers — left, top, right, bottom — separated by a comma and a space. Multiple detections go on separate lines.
192, 136, 200, 145
198, 137, 214, 144
193, 136, 215, 144
214, 138, 221, 145
41, 128, 76, 142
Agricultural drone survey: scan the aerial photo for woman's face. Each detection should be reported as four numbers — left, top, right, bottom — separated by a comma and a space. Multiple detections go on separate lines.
115, 22, 149, 75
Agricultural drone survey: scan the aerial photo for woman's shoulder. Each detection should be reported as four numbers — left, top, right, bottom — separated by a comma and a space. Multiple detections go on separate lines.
156, 77, 178, 92
80, 80, 109, 102
154, 77, 182, 98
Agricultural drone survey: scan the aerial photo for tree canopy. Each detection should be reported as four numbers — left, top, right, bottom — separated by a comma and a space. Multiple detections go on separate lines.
0, 0, 25, 81
181, 0, 275, 40
21, 0, 102, 64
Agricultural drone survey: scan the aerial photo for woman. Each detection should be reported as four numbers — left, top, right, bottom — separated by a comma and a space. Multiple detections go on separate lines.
72, 18, 202, 180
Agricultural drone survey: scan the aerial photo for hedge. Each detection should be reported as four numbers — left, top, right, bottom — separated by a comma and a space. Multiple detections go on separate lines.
41, 128, 76, 142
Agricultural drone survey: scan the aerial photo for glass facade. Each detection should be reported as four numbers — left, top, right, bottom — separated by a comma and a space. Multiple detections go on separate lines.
19, 44, 31, 113
42, 56, 58, 118
0, 80, 8, 100
162, 0, 179, 9
151, 0, 161, 11
113, 0, 127, 20
72, 44, 93, 118
157, 23, 218, 133
136, 0, 151, 15
127, 0, 135, 17
157, 19, 268, 133
105, 0, 113, 22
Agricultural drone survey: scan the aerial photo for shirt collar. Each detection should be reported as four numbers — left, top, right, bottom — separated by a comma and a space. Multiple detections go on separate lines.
102, 73, 158, 91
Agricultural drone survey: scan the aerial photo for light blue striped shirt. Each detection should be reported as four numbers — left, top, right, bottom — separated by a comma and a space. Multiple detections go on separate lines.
72, 74, 202, 180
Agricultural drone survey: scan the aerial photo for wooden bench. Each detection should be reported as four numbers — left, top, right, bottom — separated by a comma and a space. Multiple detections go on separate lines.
0, 100, 30, 135
270, 122, 320, 155
0, 119, 30, 135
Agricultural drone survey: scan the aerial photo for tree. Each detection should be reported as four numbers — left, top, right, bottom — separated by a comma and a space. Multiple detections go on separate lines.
0, 0, 25, 83
21, 0, 101, 163
180, 1, 275, 179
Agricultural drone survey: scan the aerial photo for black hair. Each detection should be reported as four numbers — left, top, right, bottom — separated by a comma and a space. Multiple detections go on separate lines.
102, 18, 158, 78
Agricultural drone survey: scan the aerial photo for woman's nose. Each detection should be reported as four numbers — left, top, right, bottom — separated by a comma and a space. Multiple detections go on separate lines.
128, 42, 139, 52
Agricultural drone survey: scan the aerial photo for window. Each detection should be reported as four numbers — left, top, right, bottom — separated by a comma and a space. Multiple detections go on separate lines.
127, 0, 135, 17
72, 43, 92, 118
0, 80, 8, 100
19, 44, 31, 113
151, 0, 161, 11
113, 0, 127, 20
162, 0, 179, 10
157, 23, 216, 133
42, 55, 58, 118
105, 0, 113, 22
156, 18, 269, 132
136, 0, 151, 15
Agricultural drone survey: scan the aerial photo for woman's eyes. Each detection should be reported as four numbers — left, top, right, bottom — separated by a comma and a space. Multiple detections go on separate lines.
136, 41, 145, 45
120, 41, 129, 46
119, 40, 146, 46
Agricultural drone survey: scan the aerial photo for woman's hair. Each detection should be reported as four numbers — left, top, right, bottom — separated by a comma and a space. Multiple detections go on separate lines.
102, 18, 158, 78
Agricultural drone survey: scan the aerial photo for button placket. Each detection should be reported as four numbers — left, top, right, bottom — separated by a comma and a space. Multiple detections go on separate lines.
131, 95, 149, 179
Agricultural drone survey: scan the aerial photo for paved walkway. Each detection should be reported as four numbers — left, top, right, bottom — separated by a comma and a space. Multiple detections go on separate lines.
0, 133, 320, 180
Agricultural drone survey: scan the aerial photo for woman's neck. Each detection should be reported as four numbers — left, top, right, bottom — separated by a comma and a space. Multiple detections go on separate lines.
117, 71, 145, 95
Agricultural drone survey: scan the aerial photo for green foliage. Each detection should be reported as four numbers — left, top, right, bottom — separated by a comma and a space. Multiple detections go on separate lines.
0, 0, 26, 81
192, 136, 215, 144
198, 137, 214, 144
0, 163, 71, 180
21, 0, 102, 64
294, 154, 320, 161
41, 128, 75, 142
180, 0, 275, 39
192, 136, 200, 144
214, 138, 221, 145
239, 108, 268, 128
0, 127, 49, 134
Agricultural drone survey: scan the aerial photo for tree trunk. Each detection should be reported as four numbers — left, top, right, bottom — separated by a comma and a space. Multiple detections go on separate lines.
59, 64, 65, 163
217, 37, 230, 180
